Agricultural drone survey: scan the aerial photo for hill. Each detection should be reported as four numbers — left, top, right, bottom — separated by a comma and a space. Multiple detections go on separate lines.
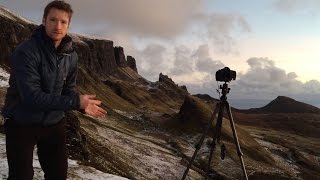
248, 96, 320, 113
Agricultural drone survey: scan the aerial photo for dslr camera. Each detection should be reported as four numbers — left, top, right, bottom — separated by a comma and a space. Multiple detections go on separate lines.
215, 67, 236, 82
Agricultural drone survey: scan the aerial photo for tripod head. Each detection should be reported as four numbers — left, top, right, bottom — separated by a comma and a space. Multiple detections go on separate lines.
219, 82, 230, 101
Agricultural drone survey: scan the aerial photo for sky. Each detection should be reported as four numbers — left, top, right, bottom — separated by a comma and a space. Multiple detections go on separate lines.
1, 0, 320, 108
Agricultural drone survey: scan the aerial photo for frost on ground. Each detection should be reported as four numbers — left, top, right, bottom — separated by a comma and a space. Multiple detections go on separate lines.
80, 115, 203, 180
253, 137, 301, 178
0, 67, 9, 88
0, 133, 128, 180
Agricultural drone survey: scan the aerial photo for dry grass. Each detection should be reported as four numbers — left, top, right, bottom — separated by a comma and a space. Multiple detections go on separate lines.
243, 126, 320, 179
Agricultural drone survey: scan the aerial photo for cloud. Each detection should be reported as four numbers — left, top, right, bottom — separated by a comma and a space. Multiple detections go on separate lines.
168, 44, 225, 82
132, 42, 226, 83
193, 44, 224, 74
134, 43, 170, 81
71, 0, 251, 49
179, 57, 320, 107
170, 45, 194, 76
0, 0, 203, 37
198, 13, 251, 54
303, 80, 320, 93
231, 58, 320, 101
273, 0, 300, 12
1, 0, 250, 49
233, 58, 304, 97
70, 0, 204, 38
273, 0, 320, 14
241, 57, 289, 85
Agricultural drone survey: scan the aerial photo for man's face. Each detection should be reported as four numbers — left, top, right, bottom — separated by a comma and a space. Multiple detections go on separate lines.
42, 8, 70, 43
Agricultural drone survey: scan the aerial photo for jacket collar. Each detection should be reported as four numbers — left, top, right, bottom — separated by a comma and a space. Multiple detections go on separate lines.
32, 25, 74, 55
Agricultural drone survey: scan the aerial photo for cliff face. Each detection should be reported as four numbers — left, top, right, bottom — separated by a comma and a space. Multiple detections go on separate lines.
127, 56, 138, 73
75, 37, 118, 75
114, 46, 127, 67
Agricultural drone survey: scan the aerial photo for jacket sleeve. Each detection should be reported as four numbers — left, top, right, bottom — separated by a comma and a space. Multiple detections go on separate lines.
62, 52, 78, 96
12, 49, 80, 111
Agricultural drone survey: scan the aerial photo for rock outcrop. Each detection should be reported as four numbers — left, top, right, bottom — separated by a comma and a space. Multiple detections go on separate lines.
158, 73, 188, 100
127, 56, 137, 72
75, 37, 118, 75
178, 95, 213, 128
102, 73, 189, 116
114, 46, 127, 67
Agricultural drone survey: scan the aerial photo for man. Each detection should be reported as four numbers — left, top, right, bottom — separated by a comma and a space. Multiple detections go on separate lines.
1, 1, 107, 179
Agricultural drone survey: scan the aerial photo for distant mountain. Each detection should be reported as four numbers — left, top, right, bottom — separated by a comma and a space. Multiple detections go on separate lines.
234, 96, 320, 139
248, 96, 320, 113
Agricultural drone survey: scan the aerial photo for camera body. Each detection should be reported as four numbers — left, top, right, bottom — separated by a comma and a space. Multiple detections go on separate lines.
215, 67, 236, 82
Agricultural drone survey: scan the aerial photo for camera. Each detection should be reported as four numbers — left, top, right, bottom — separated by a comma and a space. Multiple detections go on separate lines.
215, 67, 236, 82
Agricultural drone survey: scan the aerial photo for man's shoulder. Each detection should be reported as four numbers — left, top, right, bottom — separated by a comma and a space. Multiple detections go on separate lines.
12, 38, 41, 64
14, 38, 38, 55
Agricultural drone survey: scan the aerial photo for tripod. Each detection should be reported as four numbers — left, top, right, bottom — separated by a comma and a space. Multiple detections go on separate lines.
181, 82, 248, 180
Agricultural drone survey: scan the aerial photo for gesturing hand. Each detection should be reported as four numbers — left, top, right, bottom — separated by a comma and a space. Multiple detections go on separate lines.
80, 94, 107, 118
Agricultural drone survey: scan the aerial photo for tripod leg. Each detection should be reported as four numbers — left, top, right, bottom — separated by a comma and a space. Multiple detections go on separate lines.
225, 102, 248, 180
205, 101, 224, 180
181, 102, 220, 180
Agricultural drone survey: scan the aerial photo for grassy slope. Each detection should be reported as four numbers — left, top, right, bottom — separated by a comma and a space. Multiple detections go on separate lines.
244, 126, 320, 179
76, 67, 138, 113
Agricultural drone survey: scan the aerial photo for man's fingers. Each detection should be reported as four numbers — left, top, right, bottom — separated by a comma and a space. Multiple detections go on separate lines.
96, 106, 107, 114
87, 94, 97, 99
93, 110, 105, 118
93, 105, 107, 118
89, 99, 101, 105
97, 112, 106, 118
96, 107, 107, 118
84, 104, 107, 118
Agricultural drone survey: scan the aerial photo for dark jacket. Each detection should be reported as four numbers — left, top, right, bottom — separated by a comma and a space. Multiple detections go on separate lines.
1, 25, 80, 126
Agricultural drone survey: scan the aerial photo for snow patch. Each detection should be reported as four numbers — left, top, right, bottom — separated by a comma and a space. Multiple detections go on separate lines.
69, 167, 128, 180
113, 109, 143, 122
90, 124, 188, 179
0, 67, 9, 87
69, 33, 113, 45
254, 138, 301, 177
0, 133, 127, 179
